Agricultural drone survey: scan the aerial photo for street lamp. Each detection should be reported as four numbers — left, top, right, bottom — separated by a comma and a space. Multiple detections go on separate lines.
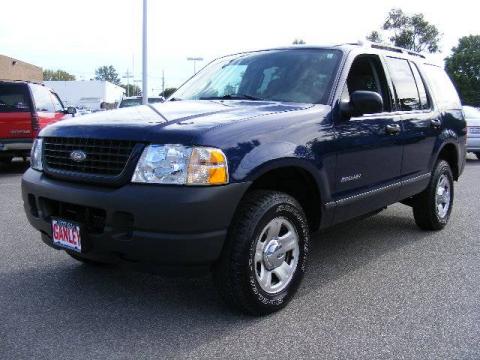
187, 57, 204, 75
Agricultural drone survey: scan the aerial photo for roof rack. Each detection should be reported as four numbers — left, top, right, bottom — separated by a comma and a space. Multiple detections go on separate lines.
337, 41, 426, 59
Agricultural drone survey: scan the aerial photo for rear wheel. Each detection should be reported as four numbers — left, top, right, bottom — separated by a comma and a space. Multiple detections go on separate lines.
412, 160, 454, 230
213, 190, 309, 315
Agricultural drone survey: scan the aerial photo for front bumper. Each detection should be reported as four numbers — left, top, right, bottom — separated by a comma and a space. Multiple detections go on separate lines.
22, 168, 250, 265
467, 136, 480, 152
0, 138, 32, 158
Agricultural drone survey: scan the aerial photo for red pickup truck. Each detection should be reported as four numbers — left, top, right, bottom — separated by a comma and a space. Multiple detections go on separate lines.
0, 81, 75, 164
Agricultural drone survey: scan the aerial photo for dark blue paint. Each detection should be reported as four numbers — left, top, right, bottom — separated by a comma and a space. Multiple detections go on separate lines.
38, 46, 467, 229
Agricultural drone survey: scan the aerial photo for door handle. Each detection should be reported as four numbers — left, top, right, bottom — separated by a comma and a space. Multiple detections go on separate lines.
385, 124, 401, 135
431, 118, 441, 129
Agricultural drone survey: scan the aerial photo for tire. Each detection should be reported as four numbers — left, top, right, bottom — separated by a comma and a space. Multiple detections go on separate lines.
412, 160, 454, 230
213, 190, 309, 315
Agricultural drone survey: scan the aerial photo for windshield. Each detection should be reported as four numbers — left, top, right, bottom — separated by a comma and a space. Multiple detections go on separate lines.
173, 49, 342, 104
463, 106, 480, 119
119, 98, 142, 108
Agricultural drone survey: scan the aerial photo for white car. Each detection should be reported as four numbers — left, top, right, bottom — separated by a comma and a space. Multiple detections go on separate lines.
464, 105, 480, 159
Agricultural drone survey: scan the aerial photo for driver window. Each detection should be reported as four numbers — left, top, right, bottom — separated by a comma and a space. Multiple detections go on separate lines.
344, 55, 391, 112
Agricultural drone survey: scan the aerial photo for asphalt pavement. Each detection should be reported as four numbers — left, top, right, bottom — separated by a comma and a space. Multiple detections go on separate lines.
1, 157, 479, 359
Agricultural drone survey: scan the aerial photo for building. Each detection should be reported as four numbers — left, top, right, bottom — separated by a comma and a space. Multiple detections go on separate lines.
0, 54, 43, 82
45, 80, 126, 111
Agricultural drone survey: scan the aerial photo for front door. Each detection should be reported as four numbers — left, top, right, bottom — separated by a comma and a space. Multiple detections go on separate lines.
332, 54, 403, 223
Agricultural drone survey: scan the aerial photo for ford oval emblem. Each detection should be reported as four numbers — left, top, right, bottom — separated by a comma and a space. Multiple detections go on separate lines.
70, 150, 87, 162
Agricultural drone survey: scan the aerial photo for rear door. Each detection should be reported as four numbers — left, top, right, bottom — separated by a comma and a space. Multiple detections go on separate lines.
0, 83, 33, 139
383, 57, 439, 199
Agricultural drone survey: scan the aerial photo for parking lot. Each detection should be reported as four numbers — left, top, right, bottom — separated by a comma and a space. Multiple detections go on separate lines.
0, 157, 479, 359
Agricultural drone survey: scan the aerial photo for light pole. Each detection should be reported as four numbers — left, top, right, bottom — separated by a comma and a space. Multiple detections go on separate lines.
142, 0, 148, 105
187, 57, 204, 75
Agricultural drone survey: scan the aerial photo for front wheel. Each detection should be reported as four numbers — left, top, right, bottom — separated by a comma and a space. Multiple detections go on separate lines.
412, 160, 454, 230
213, 190, 309, 315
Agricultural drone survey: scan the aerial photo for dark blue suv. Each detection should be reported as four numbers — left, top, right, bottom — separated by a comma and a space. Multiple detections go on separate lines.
22, 43, 466, 315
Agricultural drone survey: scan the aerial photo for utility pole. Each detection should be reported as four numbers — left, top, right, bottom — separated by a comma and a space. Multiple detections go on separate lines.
123, 70, 133, 97
142, 0, 148, 105
187, 57, 204, 75
161, 70, 165, 95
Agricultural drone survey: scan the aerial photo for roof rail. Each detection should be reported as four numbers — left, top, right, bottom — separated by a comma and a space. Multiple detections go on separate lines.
370, 43, 426, 59
336, 41, 426, 59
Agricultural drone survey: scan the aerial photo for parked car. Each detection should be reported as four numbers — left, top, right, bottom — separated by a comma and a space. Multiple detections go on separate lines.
0, 81, 75, 164
463, 105, 480, 159
118, 96, 165, 108
22, 43, 466, 315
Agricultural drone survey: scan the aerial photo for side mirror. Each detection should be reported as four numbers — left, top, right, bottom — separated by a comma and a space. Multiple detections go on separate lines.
66, 106, 77, 115
340, 91, 383, 119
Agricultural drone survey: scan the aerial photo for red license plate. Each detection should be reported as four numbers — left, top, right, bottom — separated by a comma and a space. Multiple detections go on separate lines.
51, 218, 82, 252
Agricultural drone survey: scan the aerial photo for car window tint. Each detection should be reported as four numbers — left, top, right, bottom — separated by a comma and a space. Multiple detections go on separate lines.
345, 55, 391, 112
51, 93, 64, 112
31, 85, 54, 112
385, 57, 421, 111
421, 64, 462, 110
0, 84, 31, 112
410, 62, 430, 110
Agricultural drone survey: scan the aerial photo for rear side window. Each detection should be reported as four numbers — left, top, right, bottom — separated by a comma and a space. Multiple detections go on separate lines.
410, 63, 430, 110
0, 84, 31, 112
30, 84, 55, 112
421, 64, 461, 110
385, 57, 421, 111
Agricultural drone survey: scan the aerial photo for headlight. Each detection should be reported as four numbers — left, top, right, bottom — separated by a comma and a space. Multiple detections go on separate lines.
30, 138, 43, 171
132, 144, 228, 185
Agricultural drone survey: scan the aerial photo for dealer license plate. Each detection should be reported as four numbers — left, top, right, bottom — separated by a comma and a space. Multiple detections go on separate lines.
51, 218, 82, 253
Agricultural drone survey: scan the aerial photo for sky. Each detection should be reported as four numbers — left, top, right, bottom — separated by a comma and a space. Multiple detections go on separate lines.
1, 0, 479, 96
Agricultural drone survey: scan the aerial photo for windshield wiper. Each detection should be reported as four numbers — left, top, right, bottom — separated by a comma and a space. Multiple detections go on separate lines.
199, 94, 264, 101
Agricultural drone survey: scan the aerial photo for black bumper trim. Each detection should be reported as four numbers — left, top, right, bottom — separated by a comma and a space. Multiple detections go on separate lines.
22, 168, 250, 265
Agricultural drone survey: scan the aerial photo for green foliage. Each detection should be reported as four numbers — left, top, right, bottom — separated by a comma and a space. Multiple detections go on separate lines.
292, 39, 306, 45
366, 31, 382, 44
94, 65, 121, 85
43, 69, 76, 81
160, 87, 177, 98
121, 83, 141, 97
367, 8, 441, 53
445, 35, 480, 106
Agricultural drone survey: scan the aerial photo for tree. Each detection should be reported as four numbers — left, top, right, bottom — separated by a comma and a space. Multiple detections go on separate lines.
366, 8, 441, 53
445, 35, 480, 106
43, 69, 76, 81
366, 31, 382, 44
121, 84, 141, 97
292, 39, 306, 45
160, 88, 177, 98
95, 65, 120, 85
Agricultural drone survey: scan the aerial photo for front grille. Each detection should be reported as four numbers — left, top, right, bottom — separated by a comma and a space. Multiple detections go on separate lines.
43, 137, 136, 176
39, 197, 106, 234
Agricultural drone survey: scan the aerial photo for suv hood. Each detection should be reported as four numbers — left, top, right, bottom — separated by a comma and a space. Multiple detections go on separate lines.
40, 100, 313, 143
